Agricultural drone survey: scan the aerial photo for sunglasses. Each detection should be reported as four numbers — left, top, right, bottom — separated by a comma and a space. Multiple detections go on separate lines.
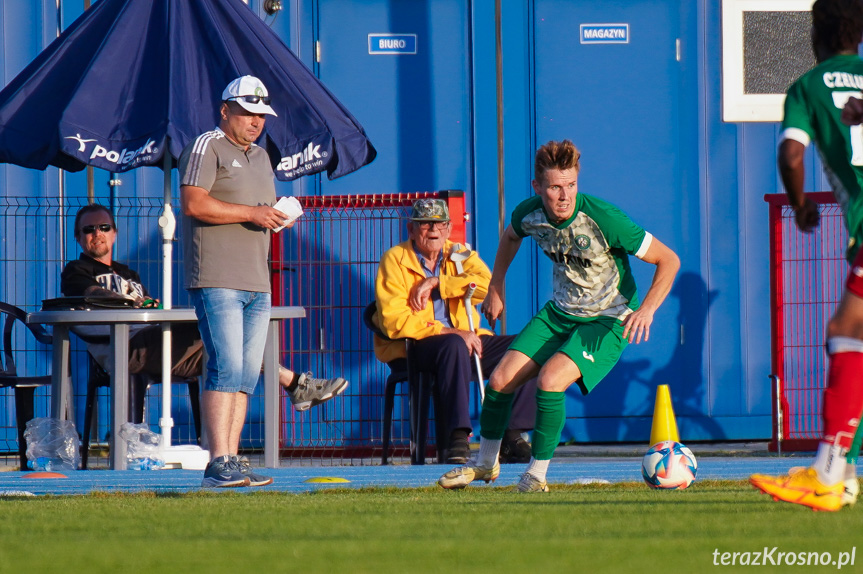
229, 95, 271, 105
417, 221, 450, 230
80, 223, 114, 235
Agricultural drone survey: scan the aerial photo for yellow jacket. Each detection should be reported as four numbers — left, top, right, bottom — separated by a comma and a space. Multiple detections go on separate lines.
374, 239, 493, 363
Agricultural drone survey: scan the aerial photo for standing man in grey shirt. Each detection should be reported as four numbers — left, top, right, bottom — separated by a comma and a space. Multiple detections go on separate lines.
180, 75, 347, 488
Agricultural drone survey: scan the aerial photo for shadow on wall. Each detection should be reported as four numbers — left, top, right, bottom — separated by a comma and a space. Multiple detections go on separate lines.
573, 271, 723, 443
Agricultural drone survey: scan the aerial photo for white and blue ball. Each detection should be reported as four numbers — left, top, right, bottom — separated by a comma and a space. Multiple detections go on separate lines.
641, 440, 697, 489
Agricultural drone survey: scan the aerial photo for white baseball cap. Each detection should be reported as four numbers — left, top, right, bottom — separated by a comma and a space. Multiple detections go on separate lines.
221, 75, 277, 117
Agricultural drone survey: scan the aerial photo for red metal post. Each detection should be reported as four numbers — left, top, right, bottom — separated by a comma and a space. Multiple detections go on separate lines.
440, 190, 466, 244
764, 194, 787, 452
270, 232, 284, 306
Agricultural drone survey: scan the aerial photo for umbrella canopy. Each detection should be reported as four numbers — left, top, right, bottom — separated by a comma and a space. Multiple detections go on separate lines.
0, 0, 376, 181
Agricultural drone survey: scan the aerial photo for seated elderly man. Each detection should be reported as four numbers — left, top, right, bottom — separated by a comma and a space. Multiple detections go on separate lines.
373, 198, 535, 464
61, 203, 347, 412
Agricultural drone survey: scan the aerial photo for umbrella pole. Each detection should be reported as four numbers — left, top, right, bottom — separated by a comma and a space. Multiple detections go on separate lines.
155, 150, 209, 470
159, 152, 176, 452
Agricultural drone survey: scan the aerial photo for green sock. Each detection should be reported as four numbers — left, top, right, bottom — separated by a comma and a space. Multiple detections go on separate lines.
847, 423, 863, 466
479, 388, 515, 440
532, 389, 567, 460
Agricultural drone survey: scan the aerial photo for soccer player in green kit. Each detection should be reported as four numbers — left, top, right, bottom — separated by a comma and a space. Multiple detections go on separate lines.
750, 0, 863, 511
438, 139, 680, 492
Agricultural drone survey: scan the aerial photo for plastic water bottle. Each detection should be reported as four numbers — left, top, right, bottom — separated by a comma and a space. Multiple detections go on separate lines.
29, 457, 62, 471
127, 457, 164, 470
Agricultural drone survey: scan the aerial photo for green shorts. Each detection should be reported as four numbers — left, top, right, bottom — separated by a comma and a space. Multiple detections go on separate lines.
509, 301, 628, 395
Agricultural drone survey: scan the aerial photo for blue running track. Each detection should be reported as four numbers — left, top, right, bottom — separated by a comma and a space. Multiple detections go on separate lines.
1, 457, 853, 496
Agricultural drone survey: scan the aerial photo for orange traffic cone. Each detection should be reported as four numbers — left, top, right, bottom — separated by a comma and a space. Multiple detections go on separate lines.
649, 384, 680, 445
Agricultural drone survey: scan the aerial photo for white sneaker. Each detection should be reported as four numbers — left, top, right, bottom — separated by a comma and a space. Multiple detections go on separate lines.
516, 472, 549, 493
438, 460, 500, 489
843, 466, 859, 507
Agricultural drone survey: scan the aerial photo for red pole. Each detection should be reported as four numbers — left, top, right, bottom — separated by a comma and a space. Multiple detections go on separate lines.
765, 194, 788, 451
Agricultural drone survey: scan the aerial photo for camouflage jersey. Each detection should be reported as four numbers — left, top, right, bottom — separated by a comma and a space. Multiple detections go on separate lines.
511, 193, 651, 320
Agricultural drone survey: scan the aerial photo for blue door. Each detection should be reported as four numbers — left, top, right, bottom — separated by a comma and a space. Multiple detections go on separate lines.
315, 0, 472, 198
532, 0, 707, 441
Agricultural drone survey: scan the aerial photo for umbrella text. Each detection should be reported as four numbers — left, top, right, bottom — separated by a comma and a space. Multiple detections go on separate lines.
278, 142, 324, 171
89, 139, 157, 166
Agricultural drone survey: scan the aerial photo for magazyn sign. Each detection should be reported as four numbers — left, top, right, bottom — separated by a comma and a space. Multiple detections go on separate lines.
580, 23, 630, 44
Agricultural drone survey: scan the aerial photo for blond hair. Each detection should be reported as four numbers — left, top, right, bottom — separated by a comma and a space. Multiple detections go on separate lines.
534, 139, 581, 184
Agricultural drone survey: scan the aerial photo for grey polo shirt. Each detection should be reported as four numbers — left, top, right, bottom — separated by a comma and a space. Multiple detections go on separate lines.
179, 128, 275, 293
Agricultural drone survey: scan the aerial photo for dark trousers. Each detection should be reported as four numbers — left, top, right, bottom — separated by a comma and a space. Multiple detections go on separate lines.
412, 333, 536, 436
128, 323, 204, 380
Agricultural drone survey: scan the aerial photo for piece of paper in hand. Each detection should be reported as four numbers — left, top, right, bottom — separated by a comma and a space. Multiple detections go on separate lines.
272, 196, 304, 233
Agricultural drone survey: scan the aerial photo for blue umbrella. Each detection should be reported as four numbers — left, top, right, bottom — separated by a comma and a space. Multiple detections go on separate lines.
0, 0, 376, 463
0, 0, 376, 181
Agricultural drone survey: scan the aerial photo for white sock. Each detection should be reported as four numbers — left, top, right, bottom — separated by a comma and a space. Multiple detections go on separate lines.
845, 464, 857, 482
813, 441, 847, 485
477, 438, 502, 468
525, 457, 550, 482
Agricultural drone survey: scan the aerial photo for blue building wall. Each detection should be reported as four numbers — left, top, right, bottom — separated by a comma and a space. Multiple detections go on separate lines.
2, 0, 824, 443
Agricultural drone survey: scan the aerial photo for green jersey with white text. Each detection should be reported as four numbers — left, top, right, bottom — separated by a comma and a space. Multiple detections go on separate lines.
782, 53, 863, 261
511, 193, 650, 319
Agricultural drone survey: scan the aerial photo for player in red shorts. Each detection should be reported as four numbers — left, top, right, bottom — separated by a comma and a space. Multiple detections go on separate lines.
749, 0, 863, 511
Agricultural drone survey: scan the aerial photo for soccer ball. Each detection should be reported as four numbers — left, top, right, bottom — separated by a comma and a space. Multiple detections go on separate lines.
641, 440, 697, 489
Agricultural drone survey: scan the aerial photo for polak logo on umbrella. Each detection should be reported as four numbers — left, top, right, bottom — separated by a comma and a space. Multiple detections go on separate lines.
277, 141, 328, 177
63, 134, 158, 170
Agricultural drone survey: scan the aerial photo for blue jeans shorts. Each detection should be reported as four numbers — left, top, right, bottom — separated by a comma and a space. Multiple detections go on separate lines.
190, 288, 271, 394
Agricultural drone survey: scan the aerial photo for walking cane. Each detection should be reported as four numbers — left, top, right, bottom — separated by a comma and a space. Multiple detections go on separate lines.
464, 282, 485, 403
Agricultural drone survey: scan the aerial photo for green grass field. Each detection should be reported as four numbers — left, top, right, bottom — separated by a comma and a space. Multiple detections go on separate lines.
2, 480, 861, 573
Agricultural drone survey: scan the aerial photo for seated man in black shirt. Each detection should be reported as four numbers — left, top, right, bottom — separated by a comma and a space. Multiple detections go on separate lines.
61, 204, 347, 411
